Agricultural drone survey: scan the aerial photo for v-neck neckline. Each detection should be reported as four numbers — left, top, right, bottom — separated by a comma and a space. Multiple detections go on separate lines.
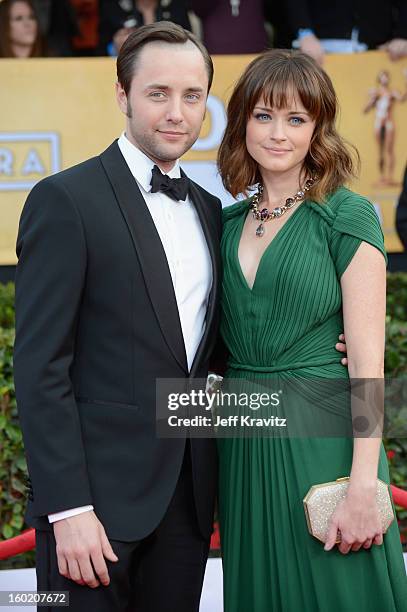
234, 199, 308, 292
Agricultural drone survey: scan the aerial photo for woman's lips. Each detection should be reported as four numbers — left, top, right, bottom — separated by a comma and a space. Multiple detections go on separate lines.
264, 147, 292, 155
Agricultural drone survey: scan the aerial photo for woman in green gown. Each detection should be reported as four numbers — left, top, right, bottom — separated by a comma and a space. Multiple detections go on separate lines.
216, 50, 407, 611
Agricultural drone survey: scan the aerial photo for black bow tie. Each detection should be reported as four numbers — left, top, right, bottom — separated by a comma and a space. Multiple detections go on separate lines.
150, 165, 189, 202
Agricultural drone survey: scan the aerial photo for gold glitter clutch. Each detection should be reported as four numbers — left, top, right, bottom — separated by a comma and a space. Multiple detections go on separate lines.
303, 477, 395, 544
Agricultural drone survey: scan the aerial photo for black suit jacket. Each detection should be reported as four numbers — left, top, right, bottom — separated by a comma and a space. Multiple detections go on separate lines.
396, 166, 407, 250
13, 141, 222, 541
271, 0, 407, 49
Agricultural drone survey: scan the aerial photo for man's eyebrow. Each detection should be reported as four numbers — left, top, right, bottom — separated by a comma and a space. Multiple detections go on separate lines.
145, 85, 205, 93
145, 84, 170, 90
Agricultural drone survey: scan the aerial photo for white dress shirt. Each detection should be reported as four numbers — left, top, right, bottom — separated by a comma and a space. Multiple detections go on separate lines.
48, 134, 213, 523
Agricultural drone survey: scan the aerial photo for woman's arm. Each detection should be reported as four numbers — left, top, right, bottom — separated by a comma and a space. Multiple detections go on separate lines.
325, 240, 386, 554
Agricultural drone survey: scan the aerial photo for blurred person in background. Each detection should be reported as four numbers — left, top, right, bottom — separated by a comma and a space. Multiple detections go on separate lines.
396, 167, 407, 250
191, 0, 269, 54
270, 0, 407, 65
363, 69, 407, 187
70, 0, 100, 56
99, 0, 192, 56
32, 0, 78, 56
0, 0, 46, 57
393, 43, 407, 252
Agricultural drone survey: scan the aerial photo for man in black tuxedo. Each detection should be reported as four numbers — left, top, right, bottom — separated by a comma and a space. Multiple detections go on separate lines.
14, 22, 221, 611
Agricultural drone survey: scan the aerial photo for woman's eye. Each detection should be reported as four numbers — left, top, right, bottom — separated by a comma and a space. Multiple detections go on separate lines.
255, 113, 271, 121
289, 116, 305, 125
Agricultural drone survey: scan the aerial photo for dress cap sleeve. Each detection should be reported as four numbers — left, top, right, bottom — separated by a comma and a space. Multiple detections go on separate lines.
329, 190, 387, 277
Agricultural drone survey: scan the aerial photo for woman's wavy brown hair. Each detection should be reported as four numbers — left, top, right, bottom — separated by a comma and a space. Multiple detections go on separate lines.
218, 49, 359, 201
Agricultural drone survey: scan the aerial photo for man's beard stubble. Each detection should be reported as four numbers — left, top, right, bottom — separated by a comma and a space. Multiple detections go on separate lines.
127, 120, 199, 166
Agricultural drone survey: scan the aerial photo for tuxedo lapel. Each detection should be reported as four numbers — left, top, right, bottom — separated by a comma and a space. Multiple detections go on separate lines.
186, 177, 221, 378
100, 141, 188, 374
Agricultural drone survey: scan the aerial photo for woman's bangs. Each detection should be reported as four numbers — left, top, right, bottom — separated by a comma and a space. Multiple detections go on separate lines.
250, 63, 322, 120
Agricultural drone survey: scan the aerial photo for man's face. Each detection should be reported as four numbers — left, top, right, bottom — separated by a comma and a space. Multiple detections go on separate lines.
116, 41, 208, 171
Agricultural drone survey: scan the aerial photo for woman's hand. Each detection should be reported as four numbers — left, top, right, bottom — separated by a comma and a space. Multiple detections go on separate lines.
324, 486, 383, 554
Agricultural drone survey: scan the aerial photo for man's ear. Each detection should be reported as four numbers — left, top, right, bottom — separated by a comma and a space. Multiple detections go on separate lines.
115, 81, 128, 115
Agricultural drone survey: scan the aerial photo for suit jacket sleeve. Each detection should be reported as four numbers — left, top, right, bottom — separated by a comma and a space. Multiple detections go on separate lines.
14, 177, 93, 517
279, 0, 313, 33
396, 166, 407, 250
189, 0, 217, 19
393, 0, 407, 39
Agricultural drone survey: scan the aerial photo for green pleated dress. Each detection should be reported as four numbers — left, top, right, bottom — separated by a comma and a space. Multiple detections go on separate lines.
218, 187, 407, 612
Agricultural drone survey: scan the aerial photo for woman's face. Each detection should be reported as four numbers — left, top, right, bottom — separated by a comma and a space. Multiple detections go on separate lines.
9, 1, 37, 48
246, 93, 316, 179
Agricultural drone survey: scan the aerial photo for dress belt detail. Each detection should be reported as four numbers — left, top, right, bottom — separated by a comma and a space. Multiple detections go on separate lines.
227, 357, 341, 373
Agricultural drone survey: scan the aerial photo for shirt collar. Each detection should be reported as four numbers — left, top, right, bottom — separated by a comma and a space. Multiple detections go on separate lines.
117, 132, 181, 193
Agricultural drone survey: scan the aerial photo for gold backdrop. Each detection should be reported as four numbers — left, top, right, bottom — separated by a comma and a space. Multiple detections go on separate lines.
0, 51, 406, 264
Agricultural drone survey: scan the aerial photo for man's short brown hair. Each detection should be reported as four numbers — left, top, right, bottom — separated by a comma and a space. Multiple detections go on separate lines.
117, 21, 214, 96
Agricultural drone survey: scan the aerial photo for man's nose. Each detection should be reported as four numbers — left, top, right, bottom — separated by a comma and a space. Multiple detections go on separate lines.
165, 98, 184, 124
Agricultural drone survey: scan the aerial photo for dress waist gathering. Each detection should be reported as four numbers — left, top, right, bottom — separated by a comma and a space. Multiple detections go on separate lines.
227, 357, 342, 374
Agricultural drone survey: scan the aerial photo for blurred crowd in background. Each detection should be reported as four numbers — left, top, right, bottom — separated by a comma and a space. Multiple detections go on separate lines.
0, 0, 406, 63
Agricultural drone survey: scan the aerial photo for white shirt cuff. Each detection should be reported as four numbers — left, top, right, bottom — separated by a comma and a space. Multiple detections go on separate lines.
48, 505, 94, 523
